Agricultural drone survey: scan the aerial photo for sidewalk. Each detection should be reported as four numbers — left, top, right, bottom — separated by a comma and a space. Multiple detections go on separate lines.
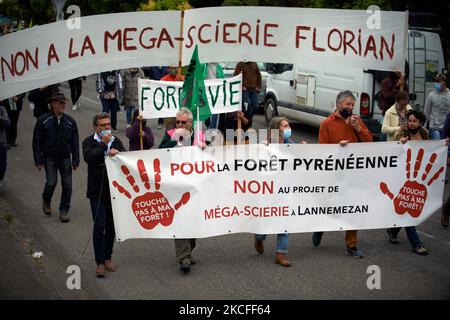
0, 195, 60, 299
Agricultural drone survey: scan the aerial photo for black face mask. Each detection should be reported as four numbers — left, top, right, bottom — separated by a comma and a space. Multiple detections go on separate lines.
340, 108, 353, 119
408, 127, 420, 134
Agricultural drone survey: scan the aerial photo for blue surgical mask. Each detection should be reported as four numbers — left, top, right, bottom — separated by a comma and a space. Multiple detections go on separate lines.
283, 128, 292, 139
434, 82, 442, 92
101, 129, 111, 137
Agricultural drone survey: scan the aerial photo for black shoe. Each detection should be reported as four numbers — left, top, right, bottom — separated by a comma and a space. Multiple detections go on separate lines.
180, 258, 190, 273
42, 199, 52, 216
10, 142, 17, 147
312, 232, 323, 247
387, 229, 399, 244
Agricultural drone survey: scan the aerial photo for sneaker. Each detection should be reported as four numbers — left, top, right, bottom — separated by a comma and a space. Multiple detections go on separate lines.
179, 257, 191, 273
42, 199, 52, 216
157, 125, 162, 129
112, 128, 118, 133
59, 210, 70, 223
76, 101, 81, 108
312, 232, 323, 247
413, 246, 428, 255
72, 104, 77, 110
346, 246, 364, 259
387, 229, 399, 244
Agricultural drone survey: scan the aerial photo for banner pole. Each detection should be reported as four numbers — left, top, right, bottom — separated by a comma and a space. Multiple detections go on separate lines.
139, 118, 143, 150
197, 106, 201, 146
178, 10, 185, 75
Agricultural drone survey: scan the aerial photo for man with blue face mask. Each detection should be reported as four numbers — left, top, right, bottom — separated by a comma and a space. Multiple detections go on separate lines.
424, 74, 450, 140
82, 113, 126, 277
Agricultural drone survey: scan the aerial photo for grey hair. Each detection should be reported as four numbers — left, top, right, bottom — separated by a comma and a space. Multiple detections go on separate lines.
336, 90, 356, 106
176, 107, 193, 121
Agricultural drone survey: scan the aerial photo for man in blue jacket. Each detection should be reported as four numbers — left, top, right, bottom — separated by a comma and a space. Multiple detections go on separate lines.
32, 93, 79, 223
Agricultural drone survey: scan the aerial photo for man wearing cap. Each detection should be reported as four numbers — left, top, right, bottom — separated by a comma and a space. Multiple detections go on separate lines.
32, 93, 79, 223
424, 74, 450, 140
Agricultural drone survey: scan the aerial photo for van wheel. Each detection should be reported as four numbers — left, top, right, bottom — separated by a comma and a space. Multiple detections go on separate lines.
264, 97, 277, 125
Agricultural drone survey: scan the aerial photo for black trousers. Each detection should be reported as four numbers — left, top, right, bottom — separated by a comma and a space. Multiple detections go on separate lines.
68, 79, 82, 105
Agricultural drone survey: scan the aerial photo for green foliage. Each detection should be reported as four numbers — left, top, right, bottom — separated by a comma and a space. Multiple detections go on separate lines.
139, 0, 192, 11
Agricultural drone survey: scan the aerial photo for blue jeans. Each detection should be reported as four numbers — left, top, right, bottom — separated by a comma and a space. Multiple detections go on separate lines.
42, 158, 72, 213
89, 197, 116, 265
243, 89, 259, 114
389, 226, 422, 248
125, 106, 135, 125
429, 129, 449, 156
101, 98, 118, 130
0, 144, 7, 180
256, 233, 289, 253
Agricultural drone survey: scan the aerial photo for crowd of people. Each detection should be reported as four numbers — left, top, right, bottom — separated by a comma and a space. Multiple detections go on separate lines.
0, 60, 449, 278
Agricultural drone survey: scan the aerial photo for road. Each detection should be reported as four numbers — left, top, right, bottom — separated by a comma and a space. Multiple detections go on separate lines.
0, 75, 449, 300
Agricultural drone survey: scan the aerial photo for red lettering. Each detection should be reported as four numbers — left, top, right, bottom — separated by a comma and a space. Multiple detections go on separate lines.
157, 28, 174, 48
263, 23, 278, 47
139, 27, 155, 49
13, 51, 26, 76
47, 44, 60, 66
364, 35, 378, 59
123, 27, 137, 51
80, 36, 96, 56
25, 48, 39, 70
312, 28, 325, 52
327, 28, 342, 52
104, 29, 122, 53
380, 34, 395, 60
223, 23, 237, 44
68, 38, 79, 58
1, 54, 14, 81
186, 26, 195, 49
198, 24, 211, 44
296, 26, 311, 48
343, 30, 358, 55
238, 22, 252, 45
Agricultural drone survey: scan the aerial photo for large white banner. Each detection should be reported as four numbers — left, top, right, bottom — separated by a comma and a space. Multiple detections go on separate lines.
139, 74, 242, 118
105, 141, 446, 242
0, 7, 407, 99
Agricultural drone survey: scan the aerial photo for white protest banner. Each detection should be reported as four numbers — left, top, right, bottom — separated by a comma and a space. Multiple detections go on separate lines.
105, 140, 446, 241
139, 74, 242, 119
0, 7, 407, 99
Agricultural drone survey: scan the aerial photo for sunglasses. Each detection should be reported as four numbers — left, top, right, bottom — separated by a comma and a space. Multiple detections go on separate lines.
176, 120, 188, 125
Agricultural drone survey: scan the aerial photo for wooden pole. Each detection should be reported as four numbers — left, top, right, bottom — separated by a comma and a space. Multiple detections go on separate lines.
139, 118, 143, 150
178, 10, 185, 76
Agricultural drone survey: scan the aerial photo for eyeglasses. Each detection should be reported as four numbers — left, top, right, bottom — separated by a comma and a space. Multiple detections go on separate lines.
176, 120, 188, 125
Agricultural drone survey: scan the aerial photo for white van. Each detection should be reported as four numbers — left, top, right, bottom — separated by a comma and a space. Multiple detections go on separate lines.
264, 27, 447, 140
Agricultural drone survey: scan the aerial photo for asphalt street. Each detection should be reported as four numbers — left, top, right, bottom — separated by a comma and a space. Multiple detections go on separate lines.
0, 75, 449, 300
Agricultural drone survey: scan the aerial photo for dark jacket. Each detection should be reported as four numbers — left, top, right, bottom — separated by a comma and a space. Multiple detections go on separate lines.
2, 93, 26, 113
126, 119, 154, 151
28, 85, 59, 118
82, 135, 125, 200
32, 112, 79, 166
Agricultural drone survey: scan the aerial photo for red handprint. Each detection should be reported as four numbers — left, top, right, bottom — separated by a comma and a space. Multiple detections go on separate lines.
380, 148, 444, 218
112, 158, 190, 230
